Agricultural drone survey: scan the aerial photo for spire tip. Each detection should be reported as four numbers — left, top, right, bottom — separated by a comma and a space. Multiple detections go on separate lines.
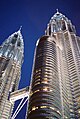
56, 9, 59, 14
19, 26, 22, 31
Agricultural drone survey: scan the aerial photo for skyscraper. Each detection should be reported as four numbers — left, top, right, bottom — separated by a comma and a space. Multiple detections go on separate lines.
27, 10, 80, 119
0, 29, 24, 119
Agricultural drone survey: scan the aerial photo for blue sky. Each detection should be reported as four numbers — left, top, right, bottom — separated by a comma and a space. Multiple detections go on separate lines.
0, 0, 80, 118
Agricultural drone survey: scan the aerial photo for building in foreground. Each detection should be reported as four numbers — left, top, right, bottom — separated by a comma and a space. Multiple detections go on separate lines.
0, 29, 24, 119
26, 10, 80, 119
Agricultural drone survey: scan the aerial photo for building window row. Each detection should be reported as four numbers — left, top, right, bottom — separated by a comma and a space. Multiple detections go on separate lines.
29, 105, 61, 115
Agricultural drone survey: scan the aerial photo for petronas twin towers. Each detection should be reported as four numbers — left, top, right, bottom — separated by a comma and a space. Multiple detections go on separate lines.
0, 11, 80, 119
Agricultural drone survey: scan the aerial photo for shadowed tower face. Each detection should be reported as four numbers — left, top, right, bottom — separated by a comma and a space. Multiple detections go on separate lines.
0, 29, 24, 119
27, 10, 80, 119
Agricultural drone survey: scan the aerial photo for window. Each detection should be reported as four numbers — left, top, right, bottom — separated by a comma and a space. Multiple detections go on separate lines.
32, 106, 38, 111
17, 42, 21, 46
61, 21, 66, 31
43, 87, 48, 91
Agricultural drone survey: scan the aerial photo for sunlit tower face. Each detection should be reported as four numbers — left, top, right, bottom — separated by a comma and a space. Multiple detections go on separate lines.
0, 29, 24, 119
45, 10, 80, 118
27, 10, 80, 119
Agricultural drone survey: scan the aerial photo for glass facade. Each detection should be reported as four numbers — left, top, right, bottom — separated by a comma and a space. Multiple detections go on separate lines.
0, 30, 24, 119
27, 11, 80, 119
27, 36, 62, 119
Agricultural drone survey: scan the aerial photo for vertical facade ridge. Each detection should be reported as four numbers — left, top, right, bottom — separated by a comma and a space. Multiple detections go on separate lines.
26, 11, 80, 119
0, 30, 24, 119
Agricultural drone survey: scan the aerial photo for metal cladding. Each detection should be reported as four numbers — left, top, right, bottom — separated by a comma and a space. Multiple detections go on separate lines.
27, 36, 62, 119
27, 10, 80, 119
0, 29, 24, 64
0, 29, 24, 119
45, 10, 76, 35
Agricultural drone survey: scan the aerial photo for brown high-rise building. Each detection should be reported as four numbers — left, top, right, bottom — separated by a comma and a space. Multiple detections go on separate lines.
0, 29, 24, 119
26, 10, 80, 119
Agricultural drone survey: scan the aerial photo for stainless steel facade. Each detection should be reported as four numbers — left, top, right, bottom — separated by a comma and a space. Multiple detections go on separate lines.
0, 30, 24, 119
27, 36, 62, 119
27, 11, 80, 119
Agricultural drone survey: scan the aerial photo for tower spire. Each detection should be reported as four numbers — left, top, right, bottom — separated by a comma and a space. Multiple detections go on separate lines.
56, 9, 59, 14
18, 26, 22, 33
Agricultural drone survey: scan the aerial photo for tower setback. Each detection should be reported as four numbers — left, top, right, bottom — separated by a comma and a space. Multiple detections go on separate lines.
0, 29, 24, 119
27, 11, 80, 119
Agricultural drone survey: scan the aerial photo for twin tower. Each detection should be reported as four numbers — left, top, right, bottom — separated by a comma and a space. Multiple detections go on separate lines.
0, 11, 80, 119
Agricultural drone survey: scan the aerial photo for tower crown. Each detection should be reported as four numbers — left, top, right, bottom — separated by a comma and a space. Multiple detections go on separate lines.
0, 28, 24, 64
6, 27, 24, 50
45, 10, 76, 35
51, 9, 68, 21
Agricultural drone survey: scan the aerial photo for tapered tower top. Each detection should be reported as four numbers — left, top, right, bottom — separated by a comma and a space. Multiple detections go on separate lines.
50, 9, 68, 23
45, 10, 75, 35
1, 26, 24, 48
0, 27, 24, 64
